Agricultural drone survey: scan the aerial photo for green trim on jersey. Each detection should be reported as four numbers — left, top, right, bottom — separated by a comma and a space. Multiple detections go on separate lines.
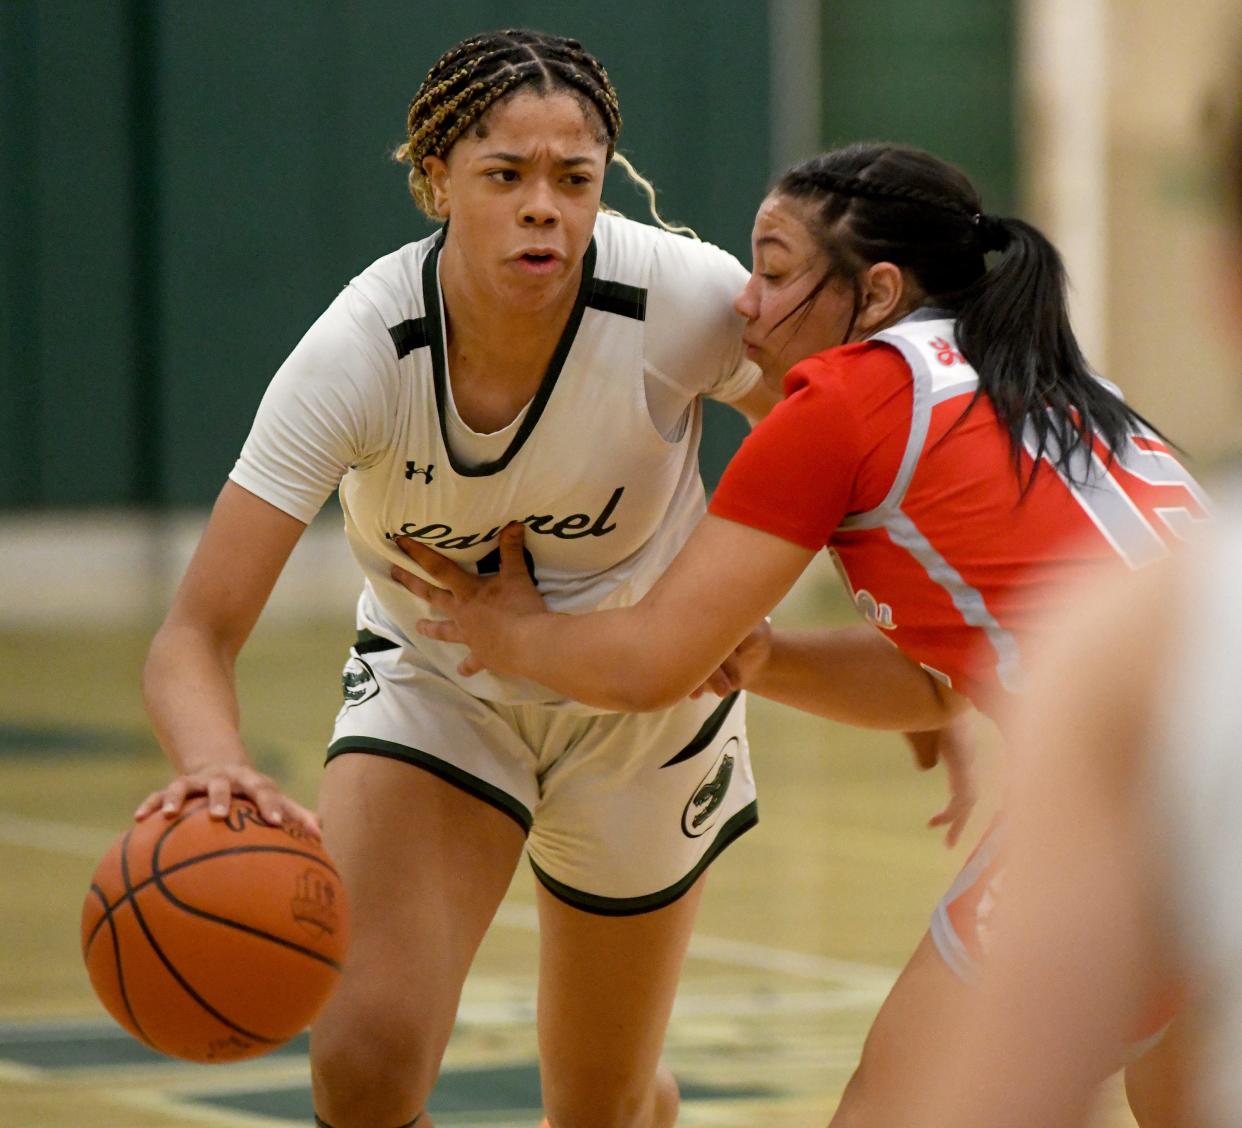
387, 316, 430, 359
324, 736, 533, 833
422, 229, 599, 478
585, 277, 646, 321
528, 800, 759, 916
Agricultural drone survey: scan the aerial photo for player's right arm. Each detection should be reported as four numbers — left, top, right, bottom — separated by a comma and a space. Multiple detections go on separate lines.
135, 283, 394, 834
135, 482, 318, 833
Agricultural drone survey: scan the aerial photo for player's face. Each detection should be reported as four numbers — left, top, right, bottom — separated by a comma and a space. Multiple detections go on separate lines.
423, 90, 607, 313
734, 194, 859, 387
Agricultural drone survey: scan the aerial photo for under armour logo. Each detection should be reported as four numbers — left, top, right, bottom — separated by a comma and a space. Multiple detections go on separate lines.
405, 461, 435, 483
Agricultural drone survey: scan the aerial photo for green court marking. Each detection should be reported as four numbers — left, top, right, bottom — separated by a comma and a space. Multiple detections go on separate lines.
0, 721, 288, 775
0, 723, 157, 758
0, 1019, 774, 1123
0, 1020, 306, 1069
190, 1065, 773, 1123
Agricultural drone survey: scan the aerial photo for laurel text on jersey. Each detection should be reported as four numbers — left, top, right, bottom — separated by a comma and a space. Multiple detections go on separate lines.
384, 485, 625, 550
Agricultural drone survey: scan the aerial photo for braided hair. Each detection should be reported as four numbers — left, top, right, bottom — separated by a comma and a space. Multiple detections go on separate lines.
396, 29, 622, 218
775, 143, 1166, 487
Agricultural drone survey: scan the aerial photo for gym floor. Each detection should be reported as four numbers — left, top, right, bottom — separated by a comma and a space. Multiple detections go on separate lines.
0, 583, 1140, 1127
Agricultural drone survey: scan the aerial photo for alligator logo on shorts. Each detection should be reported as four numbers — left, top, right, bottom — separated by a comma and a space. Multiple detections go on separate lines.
338, 654, 379, 711
682, 737, 738, 838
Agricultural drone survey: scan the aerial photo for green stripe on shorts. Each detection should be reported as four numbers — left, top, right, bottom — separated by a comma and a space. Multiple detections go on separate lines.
528, 800, 759, 916
325, 736, 533, 833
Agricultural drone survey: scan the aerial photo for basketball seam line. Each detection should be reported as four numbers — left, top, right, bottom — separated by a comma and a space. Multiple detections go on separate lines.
151, 876, 344, 974
115, 816, 288, 1050
84, 844, 340, 954
151, 818, 344, 974
86, 868, 154, 1052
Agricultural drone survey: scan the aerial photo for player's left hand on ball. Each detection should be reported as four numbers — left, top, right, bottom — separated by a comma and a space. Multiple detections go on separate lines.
391, 522, 549, 676
907, 714, 978, 848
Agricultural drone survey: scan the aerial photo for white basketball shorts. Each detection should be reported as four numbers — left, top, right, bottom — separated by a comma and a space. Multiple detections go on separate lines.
327, 628, 758, 915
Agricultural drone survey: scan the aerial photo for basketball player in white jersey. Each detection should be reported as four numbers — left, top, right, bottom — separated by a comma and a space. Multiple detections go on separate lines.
135, 29, 780, 1128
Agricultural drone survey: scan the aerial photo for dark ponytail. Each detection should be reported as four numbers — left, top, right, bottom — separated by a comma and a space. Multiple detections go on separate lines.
775, 144, 1167, 486
953, 215, 1164, 483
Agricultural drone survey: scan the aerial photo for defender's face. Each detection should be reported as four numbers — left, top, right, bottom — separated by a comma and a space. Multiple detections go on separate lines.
734, 194, 858, 388
424, 90, 608, 312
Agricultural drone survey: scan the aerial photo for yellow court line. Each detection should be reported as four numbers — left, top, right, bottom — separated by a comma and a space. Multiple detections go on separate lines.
492, 898, 897, 987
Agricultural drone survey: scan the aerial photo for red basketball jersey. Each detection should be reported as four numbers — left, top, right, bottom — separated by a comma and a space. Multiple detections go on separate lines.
709, 312, 1208, 711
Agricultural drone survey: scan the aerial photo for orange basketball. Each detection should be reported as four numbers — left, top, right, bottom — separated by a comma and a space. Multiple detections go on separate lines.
81, 799, 349, 1063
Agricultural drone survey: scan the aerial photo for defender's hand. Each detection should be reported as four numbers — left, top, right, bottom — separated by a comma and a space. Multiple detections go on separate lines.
392, 522, 549, 677
906, 714, 977, 848
691, 620, 773, 699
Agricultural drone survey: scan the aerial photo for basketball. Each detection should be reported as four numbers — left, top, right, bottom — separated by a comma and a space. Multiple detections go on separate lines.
80, 799, 350, 1063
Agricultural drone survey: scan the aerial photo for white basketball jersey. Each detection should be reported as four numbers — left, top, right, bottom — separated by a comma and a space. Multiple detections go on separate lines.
231, 212, 757, 706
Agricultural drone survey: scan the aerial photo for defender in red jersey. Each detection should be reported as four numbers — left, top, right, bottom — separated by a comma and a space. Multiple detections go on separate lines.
711, 318, 1208, 712
389, 143, 1203, 1127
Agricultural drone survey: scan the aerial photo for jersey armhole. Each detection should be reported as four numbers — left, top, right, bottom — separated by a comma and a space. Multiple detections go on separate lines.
830, 341, 918, 530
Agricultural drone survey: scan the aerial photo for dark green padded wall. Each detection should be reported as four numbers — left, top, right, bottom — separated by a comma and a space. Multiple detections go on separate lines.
1, 2, 139, 506
0, 0, 770, 508
1, 1, 1017, 509
819, 3, 1017, 213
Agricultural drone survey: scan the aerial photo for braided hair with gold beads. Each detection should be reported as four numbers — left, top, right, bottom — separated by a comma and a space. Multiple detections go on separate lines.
396, 30, 621, 218
395, 29, 694, 237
